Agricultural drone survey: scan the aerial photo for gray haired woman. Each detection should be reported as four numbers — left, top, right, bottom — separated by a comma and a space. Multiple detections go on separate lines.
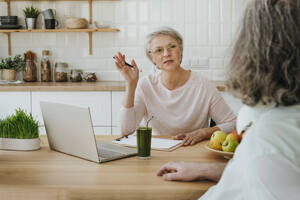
114, 27, 236, 145
157, 0, 300, 199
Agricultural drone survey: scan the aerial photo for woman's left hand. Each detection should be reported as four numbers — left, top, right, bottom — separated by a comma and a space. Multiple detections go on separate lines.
173, 128, 215, 146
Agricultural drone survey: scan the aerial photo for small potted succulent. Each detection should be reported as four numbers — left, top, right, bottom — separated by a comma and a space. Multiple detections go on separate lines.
0, 55, 25, 81
23, 5, 40, 29
0, 109, 40, 151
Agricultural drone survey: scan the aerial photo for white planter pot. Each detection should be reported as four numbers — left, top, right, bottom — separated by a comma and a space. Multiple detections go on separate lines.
0, 138, 40, 151
25, 18, 37, 29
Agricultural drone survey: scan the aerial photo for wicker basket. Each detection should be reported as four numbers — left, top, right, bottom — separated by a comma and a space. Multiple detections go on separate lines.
64, 16, 88, 29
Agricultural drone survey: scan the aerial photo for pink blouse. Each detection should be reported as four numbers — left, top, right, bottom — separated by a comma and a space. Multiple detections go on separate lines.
120, 71, 236, 135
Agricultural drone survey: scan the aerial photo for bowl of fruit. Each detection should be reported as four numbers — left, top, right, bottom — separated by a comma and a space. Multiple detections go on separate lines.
205, 130, 241, 159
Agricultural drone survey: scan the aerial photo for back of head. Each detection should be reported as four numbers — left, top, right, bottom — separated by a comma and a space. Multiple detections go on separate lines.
226, 0, 300, 106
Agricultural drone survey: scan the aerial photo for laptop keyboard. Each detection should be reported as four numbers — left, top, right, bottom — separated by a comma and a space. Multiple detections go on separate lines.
96, 140, 137, 159
97, 148, 125, 158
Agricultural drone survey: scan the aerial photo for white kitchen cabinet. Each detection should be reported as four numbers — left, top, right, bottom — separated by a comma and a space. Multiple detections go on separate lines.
0, 92, 31, 119
31, 91, 111, 128
111, 91, 124, 135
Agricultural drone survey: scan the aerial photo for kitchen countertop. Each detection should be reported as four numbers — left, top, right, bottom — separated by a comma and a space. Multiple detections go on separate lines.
0, 81, 226, 92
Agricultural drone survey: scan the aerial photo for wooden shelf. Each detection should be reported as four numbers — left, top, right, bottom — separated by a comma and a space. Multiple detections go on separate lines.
1, 0, 120, 55
0, 28, 120, 33
1, 0, 119, 2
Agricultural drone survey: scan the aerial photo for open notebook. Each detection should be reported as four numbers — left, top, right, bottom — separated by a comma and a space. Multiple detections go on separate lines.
112, 134, 182, 152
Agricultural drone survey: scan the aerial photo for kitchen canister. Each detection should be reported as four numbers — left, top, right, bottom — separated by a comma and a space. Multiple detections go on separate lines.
55, 62, 68, 82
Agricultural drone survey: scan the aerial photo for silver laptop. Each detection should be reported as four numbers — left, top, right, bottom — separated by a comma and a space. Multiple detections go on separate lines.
40, 101, 137, 163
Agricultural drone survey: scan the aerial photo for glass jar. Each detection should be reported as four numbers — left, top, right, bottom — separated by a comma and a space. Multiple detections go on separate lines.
55, 62, 68, 82
23, 59, 37, 82
40, 50, 52, 82
84, 72, 97, 82
70, 69, 83, 82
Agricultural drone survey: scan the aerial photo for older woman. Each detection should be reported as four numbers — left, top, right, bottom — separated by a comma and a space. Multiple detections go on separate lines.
114, 27, 236, 146
157, 0, 300, 199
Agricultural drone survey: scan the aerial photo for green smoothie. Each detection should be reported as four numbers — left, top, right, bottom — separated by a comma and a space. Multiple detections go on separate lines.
136, 126, 152, 159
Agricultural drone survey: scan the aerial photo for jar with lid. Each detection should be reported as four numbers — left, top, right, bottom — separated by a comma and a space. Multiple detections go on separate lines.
40, 50, 52, 82
23, 51, 37, 82
70, 69, 83, 82
55, 62, 68, 82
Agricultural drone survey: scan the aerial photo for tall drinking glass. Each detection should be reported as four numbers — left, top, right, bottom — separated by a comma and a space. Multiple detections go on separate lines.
136, 126, 152, 159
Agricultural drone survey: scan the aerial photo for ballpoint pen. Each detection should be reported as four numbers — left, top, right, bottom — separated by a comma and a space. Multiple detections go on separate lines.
115, 135, 129, 141
113, 56, 134, 68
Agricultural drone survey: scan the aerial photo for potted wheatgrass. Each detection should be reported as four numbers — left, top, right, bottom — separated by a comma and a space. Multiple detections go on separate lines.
0, 109, 40, 151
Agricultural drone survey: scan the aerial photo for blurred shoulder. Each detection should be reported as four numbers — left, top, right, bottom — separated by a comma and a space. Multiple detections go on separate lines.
253, 104, 300, 157
261, 104, 300, 121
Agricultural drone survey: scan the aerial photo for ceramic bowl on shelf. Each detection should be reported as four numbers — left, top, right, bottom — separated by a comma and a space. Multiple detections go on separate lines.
94, 20, 112, 29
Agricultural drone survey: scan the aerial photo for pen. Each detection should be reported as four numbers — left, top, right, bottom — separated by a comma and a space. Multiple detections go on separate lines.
115, 135, 129, 141
113, 56, 134, 68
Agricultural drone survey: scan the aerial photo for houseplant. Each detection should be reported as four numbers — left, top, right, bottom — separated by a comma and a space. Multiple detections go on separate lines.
0, 108, 40, 150
0, 55, 25, 81
23, 5, 40, 29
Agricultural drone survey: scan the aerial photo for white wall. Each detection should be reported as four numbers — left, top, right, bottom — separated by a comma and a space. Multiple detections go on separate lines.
0, 0, 249, 81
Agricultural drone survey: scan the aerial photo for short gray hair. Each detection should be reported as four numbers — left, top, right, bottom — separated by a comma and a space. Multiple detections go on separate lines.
145, 27, 183, 64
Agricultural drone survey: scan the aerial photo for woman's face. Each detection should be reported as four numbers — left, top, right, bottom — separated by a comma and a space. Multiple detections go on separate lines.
149, 35, 182, 71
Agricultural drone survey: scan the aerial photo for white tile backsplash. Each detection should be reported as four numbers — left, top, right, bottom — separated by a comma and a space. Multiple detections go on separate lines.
138, 1, 149, 23
209, 0, 221, 22
0, 0, 246, 81
221, 0, 232, 22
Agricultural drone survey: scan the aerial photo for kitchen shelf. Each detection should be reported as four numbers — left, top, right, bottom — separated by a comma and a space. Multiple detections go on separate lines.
0, 28, 119, 33
1, 0, 120, 55
1, 0, 119, 1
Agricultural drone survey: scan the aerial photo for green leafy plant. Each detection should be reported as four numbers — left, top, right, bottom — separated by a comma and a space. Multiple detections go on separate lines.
0, 109, 39, 139
23, 5, 40, 18
0, 55, 25, 72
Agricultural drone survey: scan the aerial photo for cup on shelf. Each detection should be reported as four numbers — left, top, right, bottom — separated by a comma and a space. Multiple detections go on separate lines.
44, 19, 59, 29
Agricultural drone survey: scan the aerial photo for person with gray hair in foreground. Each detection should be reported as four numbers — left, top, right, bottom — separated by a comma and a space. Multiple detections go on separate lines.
114, 27, 236, 146
157, 0, 300, 199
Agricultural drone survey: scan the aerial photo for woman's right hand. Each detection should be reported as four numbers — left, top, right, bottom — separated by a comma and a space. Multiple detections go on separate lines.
114, 52, 139, 87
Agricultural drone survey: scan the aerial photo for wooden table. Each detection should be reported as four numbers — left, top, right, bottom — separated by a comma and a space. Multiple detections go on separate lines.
0, 135, 228, 200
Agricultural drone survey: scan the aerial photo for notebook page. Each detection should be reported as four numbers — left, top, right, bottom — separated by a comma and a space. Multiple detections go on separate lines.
112, 135, 182, 150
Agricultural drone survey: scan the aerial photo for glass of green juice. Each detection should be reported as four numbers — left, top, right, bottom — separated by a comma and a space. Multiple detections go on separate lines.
136, 126, 152, 159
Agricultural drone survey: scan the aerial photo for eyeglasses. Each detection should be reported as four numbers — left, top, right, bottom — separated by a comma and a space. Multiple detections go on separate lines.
149, 44, 179, 56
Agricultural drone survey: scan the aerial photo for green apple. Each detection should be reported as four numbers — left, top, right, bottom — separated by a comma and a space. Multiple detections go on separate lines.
222, 139, 239, 152
209, 130, 227, 151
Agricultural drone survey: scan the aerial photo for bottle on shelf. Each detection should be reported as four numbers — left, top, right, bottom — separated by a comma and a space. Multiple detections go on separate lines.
23, 51, 37, 82
40, 50, 52, 82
